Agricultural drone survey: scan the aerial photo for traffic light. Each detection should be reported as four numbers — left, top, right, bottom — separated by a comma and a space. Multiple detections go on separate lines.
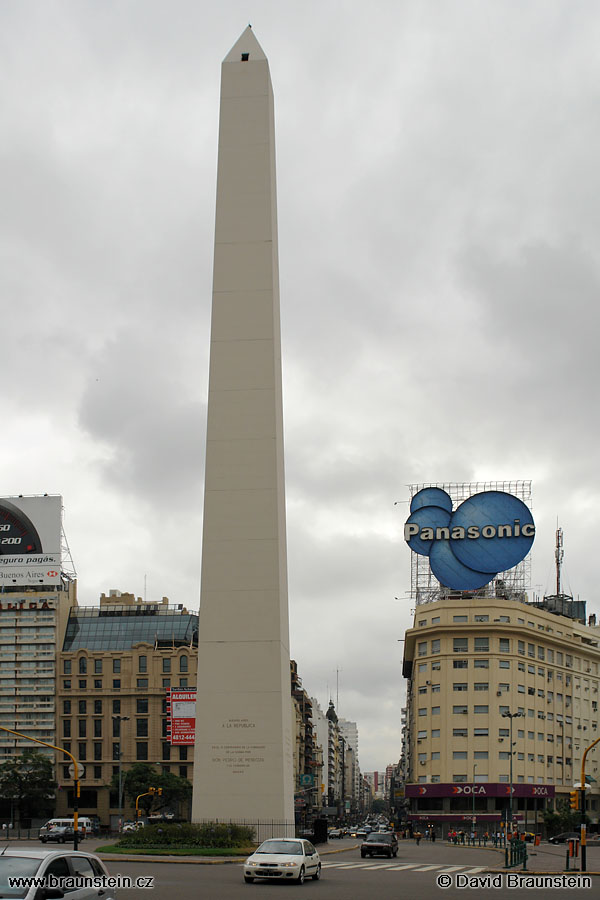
157, 788, 163, 796
569, 790, 579, 811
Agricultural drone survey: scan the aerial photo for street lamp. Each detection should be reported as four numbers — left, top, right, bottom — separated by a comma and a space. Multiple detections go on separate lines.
112, 715, 129, 830
501, 711, 523, 835
472, 763, 477, 832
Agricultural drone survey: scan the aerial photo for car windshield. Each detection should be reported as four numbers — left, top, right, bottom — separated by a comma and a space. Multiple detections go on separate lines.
0, 857, 43, 899
256, 840, 302, 855
367, 833, 391, 842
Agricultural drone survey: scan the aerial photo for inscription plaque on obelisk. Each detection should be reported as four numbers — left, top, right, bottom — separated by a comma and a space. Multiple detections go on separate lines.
192, 27, 294, 832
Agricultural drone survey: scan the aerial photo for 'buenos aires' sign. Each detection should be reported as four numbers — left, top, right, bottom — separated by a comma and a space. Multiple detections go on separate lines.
404, 488, 535, 591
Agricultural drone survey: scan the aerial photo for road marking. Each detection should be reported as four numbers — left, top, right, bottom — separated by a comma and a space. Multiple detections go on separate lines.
436, 866, 470, 872
460, 867, 486, 874
387, 864, 420, 870
361, 864, 397, 869
411, 864, 446, 871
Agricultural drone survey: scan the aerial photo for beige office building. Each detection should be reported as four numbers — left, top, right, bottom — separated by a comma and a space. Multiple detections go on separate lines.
402, 596, 600, 831
56, 592, 198, 826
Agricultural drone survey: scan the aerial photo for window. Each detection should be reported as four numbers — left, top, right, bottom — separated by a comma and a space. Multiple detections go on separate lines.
63, 680, 71, 689
78, 700, 87, 714
136, 719, 148, 737
63, 700, 71, 714
138, 656, 147, 673
474, 615, 489, 623
431, 729, 440, 738
78, 742, 87, 761
453, 660, 468, 669
94, 765, 102, 779
137, 678, 148, 689
137, 699, 148, 714
431, 639, 440, 654
162, 678, 171, 688
418, 686, 428, 695
79, 658, 87, 675
113, 659, 121, 673
453, 705, 468, 715
136, 742, 148, 761
418, 619, 426, 627
179, 746, 188, 760
162, 742, 171, 760
499, 660, 510, 669
417, 730, 427, 739
180, 656, 188, 673
418, 663, 427, 673
63, 720, 71, 737
498, 684, 510, 693
499, 639, 510, 652
94, 660, 103, 674
499, 775, 509, 783
94, 742, 102, 761
418, 642, 427, 657
431, 660, 441, 671
453, 751, 467, 759
432, 706, 440, 715
473, 728, 489, 737
453, 683, 468, 692
94, 700, 102, 715
94, 679, 102, 689
113, 699, 121, 713
432, 616, 440, 624
63, 660, 72, 674
538, 647, 545, 660
453, 616, 468, 623
474, 659, 489, 668
418, 708, 427, 717
498, 616, 510, 623
474, 705, 489, 714
179, 766, 188, 778
431, 751, 440, 760
93, 720, 102, 737
474, 638, 489, 652
113, 679, 121, 689
518, 641, 525, 656
78, 720, 86, 738
528, 643, 535, 658
474, 683, 489, 691
162, 658, 172, 673
518, 684, 525, 693
453, 638, 468, 653
474, 751, 488, 759
453, 775, 467, 782
179, 678, 188, 687
518, 662, 525, 671
112, 743, 120, 761
453, 728, 468, 737
499, 752, 510, 760
79, 680, 87, 689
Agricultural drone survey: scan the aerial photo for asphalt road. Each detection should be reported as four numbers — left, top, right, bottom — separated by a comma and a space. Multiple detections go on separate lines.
4, 837, 598, 899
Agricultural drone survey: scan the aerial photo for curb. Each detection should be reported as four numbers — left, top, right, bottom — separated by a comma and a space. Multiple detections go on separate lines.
98, 842, 361, 866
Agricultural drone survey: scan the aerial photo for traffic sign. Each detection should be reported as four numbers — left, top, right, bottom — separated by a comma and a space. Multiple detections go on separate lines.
68, 763, 84, 779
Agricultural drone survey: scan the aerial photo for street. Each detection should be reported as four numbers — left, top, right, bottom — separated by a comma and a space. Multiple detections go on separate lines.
3, 837, 598, 899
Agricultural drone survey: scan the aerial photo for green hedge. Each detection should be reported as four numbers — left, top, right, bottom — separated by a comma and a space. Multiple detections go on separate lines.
117, 823, 255, 848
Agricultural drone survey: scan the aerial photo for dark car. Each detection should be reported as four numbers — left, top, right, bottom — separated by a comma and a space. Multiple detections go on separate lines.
40, 826, 85, 844
361, 831, 399, 858
548, 832, 579, 845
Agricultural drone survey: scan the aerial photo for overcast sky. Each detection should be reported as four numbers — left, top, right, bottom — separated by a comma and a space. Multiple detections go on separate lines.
2, 1, 600, 772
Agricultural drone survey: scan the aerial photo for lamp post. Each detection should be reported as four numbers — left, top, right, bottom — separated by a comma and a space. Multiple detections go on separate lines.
501, 711, 523, 836
112, 715, 129, 831
472, 763, 477, 834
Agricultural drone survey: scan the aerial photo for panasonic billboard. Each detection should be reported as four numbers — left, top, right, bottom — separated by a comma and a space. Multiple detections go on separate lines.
404, 487, 535, 591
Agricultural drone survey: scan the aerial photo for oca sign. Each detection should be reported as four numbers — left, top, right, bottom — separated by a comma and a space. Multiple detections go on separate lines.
404, 488, 535, 591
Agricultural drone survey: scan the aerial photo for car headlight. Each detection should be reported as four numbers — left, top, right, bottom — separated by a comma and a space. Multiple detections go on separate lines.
246, 861, 259, 867
280, 862, 298, 868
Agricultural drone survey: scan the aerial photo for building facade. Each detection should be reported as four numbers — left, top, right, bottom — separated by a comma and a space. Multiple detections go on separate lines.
56, 592, 198, 826
402, 595, 600, 832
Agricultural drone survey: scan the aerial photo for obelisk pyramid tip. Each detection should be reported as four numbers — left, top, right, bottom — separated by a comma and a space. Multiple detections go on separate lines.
223, 25, 267, 63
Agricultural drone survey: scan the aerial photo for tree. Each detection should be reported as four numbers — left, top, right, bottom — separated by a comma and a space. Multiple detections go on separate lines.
543, 798, 588, 836
0, 749, 56, 824
110, 763, 192, 816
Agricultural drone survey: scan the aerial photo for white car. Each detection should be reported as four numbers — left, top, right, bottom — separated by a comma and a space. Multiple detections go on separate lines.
243, 837, 321, 884
0, 849, 117, 900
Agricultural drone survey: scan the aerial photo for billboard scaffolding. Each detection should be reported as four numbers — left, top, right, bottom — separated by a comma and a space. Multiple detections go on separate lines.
407, 481, 532, 606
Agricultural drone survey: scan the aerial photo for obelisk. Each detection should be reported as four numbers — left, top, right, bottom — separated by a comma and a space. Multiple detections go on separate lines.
192, 28, 294, 833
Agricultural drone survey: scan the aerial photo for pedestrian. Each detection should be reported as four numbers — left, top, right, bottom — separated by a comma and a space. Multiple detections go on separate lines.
415, 831, 422, 846
431, 830, 436, 843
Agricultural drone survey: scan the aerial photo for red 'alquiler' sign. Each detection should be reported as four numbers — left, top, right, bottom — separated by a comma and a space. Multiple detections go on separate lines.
166, 688, 196, 745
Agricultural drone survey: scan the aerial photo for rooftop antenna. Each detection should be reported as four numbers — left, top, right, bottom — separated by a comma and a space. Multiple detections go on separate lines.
555, 524, 563, 596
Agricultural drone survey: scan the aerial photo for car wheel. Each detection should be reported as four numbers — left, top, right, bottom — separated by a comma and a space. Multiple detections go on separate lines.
388, 851, 392, 858
312, 864, 321, 881
296, 866, 305, 885
361, 851, 366, 858
244, 876, 254, 884
393, 849, 398, 857
59, 837, 65, 844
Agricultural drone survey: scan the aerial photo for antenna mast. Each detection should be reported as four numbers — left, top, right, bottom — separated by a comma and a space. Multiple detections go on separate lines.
555, 526, 563, 596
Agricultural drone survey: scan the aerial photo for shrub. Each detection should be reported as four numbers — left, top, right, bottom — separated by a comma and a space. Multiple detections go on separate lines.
117, 823, 255, 848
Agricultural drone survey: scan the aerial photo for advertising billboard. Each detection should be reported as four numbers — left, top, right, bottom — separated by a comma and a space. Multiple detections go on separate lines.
404, 488, 535, 591
166, 688, 196, 745
0, 495, 62, 587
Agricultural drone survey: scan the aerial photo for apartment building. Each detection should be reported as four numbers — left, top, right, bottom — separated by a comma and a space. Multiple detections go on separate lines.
402, 595, 600, 831
55, 591, 198, 826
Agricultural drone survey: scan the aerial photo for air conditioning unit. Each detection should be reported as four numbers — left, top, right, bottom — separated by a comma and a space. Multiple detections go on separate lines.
420, 761, 426, 766
496, 691, 502, 697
